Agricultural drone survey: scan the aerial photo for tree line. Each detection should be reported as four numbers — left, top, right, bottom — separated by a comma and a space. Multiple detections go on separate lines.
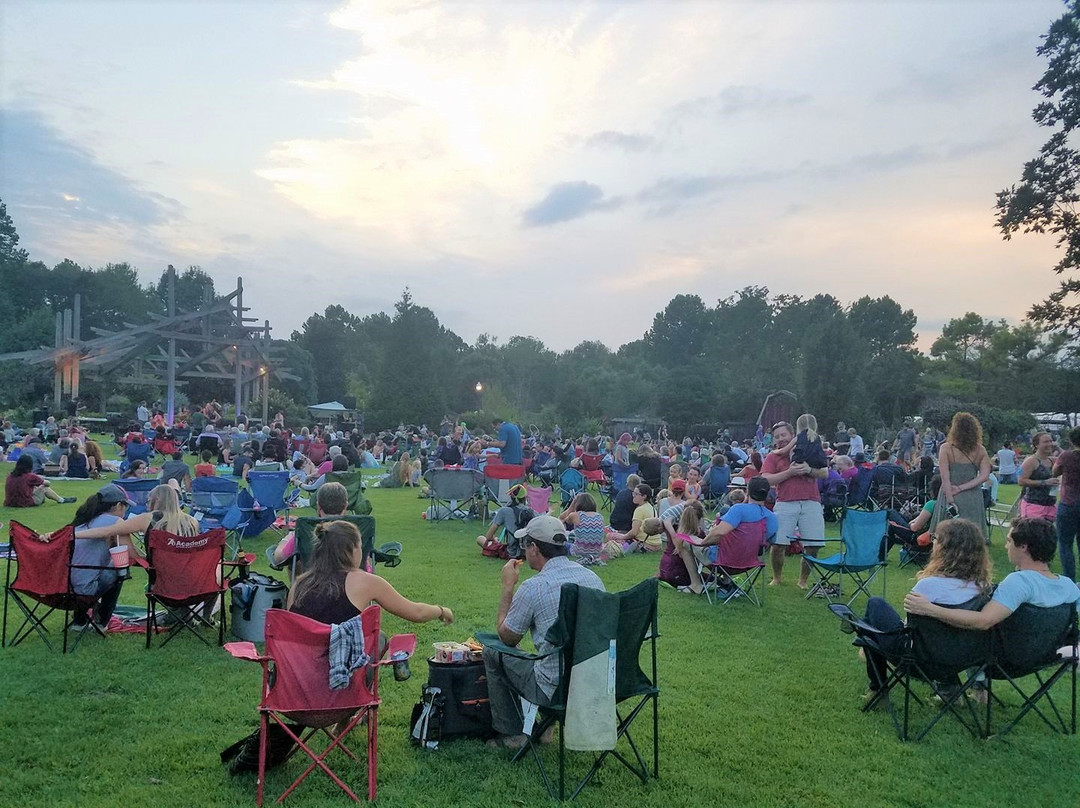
0, 192, 1075, 442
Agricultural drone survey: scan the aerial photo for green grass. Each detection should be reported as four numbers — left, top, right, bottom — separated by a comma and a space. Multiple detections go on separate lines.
1, 444, 1077, 808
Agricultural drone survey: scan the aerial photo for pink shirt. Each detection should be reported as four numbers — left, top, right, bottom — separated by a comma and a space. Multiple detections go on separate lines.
761, 451, 820, 503
1057, 450, 1080, 506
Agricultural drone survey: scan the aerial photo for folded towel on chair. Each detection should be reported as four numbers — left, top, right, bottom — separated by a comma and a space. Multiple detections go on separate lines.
329, 615, 370, 690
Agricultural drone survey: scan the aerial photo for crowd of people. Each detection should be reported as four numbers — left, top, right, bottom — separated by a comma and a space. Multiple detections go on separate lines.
3, 401, 1079, 754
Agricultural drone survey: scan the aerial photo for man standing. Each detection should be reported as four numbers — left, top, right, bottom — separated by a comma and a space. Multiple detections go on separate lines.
847, 428, 864, 458
996, 441, 1019, 485
761, 422, 828, 588
896, 421, 918, 467
833, 422, 850, 455
136, 401, 149, 425
484, 515, 604, 749
487, 417, 523, 465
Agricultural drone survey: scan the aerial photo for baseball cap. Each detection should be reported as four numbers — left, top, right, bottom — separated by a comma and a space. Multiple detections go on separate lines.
670, 479, 687, 493
747, 476, 771, 501
97, 484, 132, 505
513, 514, 568, 545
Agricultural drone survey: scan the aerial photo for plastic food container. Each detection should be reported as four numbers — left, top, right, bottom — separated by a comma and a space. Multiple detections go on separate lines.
432, 642, 470, 664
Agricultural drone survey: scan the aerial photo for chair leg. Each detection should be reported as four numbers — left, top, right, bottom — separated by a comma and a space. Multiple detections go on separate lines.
368, 706, 379, 801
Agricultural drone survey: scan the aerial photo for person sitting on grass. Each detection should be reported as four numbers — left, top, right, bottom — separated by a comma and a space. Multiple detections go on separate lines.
85, 439, 118, 474
476, 484, 535, 559
270, 481, 349, 572
608, 473, 642, 533
288, 519, 454, 627
159, 451, 192, 492
660, 499, 705, 592
684, 467, 703, 501
606, 483, 659, 553
59, 439, 92, 479
194, 450, 217, 478
120, 459, 148, 480
559, 492, 606, 566
4, 454, 77, 507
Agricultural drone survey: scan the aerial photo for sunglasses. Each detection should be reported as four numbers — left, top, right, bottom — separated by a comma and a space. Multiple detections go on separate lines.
771, 422, 793, 431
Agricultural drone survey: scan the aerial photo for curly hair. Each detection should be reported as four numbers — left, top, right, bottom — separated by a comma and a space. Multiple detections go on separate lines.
946, 412, 982, 454
918, 518, 993, 595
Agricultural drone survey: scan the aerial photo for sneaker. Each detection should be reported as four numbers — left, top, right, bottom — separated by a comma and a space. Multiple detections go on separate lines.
61, 497, 77, 504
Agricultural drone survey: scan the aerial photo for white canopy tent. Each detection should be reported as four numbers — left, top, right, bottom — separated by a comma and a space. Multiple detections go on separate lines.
307, 400, 355, 419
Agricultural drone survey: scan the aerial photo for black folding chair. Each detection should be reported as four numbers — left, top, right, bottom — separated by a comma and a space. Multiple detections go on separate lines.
830, 602, 989, 741
984, 603, 1078, 738
478, 578, 660, 800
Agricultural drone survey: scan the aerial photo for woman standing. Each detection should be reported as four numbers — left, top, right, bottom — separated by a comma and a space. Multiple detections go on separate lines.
1018, 431, 1060, 521
929, 412, 991, 540
1054, 427, 1080, 581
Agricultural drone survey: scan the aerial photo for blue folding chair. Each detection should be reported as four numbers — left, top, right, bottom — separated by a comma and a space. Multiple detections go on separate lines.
114, 478, 160, 516
558, 467, 585, 508
122, 440, 152, 470
190, 477, 239, 531
246, 471, 293, 535
803, 508, 888, 606
702, 464, 731, 511
600, 463, 639, 510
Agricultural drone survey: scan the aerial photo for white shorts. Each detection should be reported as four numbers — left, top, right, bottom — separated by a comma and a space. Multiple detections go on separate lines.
772, 500, 825, 547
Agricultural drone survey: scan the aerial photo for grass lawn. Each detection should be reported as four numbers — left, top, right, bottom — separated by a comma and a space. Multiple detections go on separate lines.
1, 443, 1077, 808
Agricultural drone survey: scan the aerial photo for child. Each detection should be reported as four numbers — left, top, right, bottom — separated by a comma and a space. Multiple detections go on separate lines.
659, 500, 705, 591
774, 413, 828, 469
684, 467, 703, 501
717, 487, 746, 518
194, 450, 216, 478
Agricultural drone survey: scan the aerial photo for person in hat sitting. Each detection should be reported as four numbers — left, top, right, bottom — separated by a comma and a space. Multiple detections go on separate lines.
484, 515, 605, 750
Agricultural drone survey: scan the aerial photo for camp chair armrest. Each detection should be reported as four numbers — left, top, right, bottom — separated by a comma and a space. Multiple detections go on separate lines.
68, 563, 117, 571
379, 633, 418, 664
476, 633, 552, 661
224, 641, 268, 663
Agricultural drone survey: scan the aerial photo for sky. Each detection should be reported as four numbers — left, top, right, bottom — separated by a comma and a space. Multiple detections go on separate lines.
0, 0, 1068, 352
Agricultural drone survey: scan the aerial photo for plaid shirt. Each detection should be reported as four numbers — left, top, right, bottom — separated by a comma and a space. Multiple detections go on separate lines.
504, 556, 604, 695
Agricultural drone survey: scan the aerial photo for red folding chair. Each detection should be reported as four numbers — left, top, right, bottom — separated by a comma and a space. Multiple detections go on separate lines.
580, 452, 607, 485
483, 463, 526, 524
225, 607, 417, 804
307, 442, 328, 465
2, 522, 110, 653
144, 527, 228, 648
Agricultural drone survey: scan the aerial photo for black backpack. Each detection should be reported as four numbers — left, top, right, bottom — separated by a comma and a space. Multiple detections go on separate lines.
510, 504, 535, 531
409, 660, 493, 749
221, 723, 300, 774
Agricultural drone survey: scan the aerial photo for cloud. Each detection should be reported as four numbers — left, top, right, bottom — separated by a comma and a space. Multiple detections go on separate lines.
665, 85, 811, 122
583, 130, 656, 152
521, 181, 622, 227
0, 107, 184, 236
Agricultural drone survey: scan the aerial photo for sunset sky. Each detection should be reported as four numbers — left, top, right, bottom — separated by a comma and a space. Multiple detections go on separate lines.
0, 0, 1066, 350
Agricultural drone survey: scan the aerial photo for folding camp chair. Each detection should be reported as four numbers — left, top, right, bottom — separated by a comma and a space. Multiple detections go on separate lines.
115, 477, 160, 516
526, 485, 551, 515
830, 602, 989, 741
983, 603, 1078, 738
246, 471, 293, 536
598, 463, 639, 512
803, 508, 888, 606
887, 520, 930, 570
698, 521, 767, 607
701, 464, 731, 512
307, 442, 328, 465
123, 439, 152, 469
144, 527, 228, 648
288, 515, 379, 580
478, 578, 659, 801
225, 607, 417, 805
579, 453, 607, 489
324, 470, 372, 516
190, 476, 240, 530
558, 467, 585, 509
484, 463, 526, 524
423, 468, 484, 521
2, 522, 111, 653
